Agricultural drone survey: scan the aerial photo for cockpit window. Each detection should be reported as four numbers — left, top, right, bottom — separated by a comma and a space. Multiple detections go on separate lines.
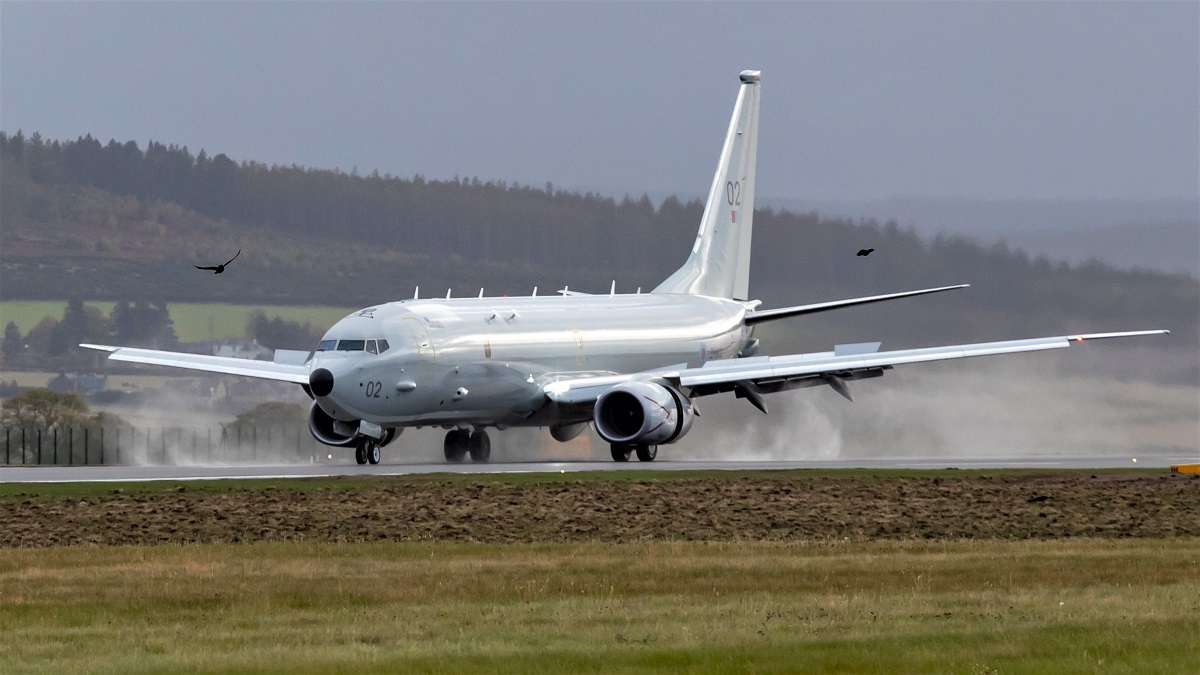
318, 339, 388, 354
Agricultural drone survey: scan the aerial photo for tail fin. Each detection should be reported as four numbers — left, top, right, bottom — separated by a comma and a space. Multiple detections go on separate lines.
653, 70, 761, 300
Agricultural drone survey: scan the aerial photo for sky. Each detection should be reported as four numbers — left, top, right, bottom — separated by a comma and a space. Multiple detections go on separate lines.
1, 1, 1197, 202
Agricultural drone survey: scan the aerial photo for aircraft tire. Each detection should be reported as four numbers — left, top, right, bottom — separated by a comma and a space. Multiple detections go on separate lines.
443, 430, 468, 463
354, 443, 368, 465
468, 430, 491, 463
635, 444, 657, 462
368, 442, 381, 465
610, 444, 633, 462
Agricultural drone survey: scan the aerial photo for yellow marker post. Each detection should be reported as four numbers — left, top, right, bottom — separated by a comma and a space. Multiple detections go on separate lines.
1169, 463, 1199, 475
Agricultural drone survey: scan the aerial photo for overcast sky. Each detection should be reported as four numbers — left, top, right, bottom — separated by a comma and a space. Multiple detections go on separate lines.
2, 1, 1196, 202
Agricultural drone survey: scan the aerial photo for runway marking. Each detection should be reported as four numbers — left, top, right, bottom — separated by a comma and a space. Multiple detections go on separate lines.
2, 456, 1193, 484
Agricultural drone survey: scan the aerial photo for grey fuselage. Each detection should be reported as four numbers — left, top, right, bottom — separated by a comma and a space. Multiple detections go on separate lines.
311, 294, 750, 429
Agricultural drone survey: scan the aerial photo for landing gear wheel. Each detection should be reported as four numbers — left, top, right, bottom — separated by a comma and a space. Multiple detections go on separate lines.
610, 444, 633, 462
443, 430, 469, 462
367, 442, 381, 465
635, 444, 657, 462
354, 442, 368, 465
468, 430, 491, 463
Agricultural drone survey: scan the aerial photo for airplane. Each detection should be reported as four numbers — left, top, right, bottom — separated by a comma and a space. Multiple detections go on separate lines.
83, 70, 1169, 465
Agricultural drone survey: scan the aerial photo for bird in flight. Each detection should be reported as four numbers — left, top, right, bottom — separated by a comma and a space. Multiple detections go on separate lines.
856, 248, 875, 257
194, 249, 240, 274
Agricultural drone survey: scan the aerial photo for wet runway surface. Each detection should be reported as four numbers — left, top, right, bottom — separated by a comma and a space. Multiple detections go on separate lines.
2, 455, 1193, 483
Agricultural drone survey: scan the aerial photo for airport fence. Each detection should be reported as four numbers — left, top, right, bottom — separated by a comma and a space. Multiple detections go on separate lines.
0, 425, 328, 466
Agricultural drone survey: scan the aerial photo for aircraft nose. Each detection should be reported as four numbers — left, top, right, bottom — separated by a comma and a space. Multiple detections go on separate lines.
310, 368, 335, 397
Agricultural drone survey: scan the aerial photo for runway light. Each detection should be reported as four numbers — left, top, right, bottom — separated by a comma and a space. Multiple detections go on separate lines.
328, 454, 333, 460
560, 470, 565, 474
1132, 458, 1138, 463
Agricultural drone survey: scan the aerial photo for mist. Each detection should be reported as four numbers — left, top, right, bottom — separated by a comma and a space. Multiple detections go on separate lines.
670, 362, 1197, 462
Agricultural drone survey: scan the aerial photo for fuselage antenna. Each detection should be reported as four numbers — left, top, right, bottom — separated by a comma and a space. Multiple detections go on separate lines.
413, 286, 419, 300
532, 286, 538, 297
610, 280, 616, 296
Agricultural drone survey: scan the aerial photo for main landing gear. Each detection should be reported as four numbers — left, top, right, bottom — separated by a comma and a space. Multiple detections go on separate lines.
610, 443, 657, 462
355, 438, 382, 466
444, 429, 491, 463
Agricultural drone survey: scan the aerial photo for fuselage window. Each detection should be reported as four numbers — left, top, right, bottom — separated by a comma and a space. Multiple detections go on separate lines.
377, 339, 389, 353
336, 340, 366, 351
366, 340, 378, 355
316, 339, 337, 351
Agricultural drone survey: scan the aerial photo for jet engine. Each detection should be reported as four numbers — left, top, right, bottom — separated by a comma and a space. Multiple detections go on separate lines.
307, 401, 358, 447
593, 381, 695, 445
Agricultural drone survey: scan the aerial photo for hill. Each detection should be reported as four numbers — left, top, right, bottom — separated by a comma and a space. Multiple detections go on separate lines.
1, 131, 1195, 384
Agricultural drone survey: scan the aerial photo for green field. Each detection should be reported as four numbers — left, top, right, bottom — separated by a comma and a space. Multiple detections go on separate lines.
0, 538, 1196, 674
2, 472, 1199, 672
0, 301, 356, 342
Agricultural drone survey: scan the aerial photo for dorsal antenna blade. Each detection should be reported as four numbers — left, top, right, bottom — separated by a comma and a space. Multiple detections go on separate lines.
532, 286, 538, 297
414, 286, 419, 300
610, 280, 616, 296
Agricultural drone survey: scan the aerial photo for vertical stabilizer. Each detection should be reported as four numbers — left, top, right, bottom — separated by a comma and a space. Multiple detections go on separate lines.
653, 70, 761, 300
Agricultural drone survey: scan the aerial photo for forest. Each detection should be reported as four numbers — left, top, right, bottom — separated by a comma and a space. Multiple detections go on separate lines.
1, 130, 1195, 383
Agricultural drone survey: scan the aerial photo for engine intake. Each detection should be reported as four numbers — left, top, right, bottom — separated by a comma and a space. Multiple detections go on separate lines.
307, 401, 358, 447
593, 381, 694, 445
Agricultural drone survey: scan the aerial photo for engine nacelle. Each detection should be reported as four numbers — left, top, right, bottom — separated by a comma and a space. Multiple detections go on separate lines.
307, 402, 358, 447
593, 381, 695, 445
550, 422, 589, 443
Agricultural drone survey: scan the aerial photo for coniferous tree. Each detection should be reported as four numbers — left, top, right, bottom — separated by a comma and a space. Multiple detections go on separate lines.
2, 322, 22, 363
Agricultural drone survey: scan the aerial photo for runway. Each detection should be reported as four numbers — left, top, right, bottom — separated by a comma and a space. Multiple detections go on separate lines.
1, 454, 1194, 483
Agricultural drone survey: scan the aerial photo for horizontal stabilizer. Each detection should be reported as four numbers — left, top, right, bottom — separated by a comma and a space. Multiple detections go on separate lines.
834, 342, 882, 356
745, 284, 968, 325
273, 349, 311, 365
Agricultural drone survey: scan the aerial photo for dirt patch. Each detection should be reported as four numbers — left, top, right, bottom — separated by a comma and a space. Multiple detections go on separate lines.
1, 473, 1198, 548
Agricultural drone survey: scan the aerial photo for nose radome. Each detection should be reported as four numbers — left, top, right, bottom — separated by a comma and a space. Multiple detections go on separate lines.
310, 368, 334, 397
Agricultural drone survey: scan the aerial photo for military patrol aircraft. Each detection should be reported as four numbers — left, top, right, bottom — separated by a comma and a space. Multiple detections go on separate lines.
83, 70, 1168, 465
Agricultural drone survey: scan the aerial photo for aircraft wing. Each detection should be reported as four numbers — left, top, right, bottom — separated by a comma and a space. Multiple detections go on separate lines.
80, 344, 311, 384
542, 330, 1169, 407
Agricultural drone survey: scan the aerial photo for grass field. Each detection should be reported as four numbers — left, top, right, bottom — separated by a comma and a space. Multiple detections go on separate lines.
2, 472, 1196, 672
0, 538, 1197, 673
0, 300, 355, 342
